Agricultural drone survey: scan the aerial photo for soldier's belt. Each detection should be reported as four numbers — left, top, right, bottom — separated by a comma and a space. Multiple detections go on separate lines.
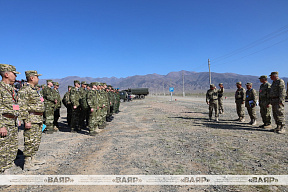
2, 113, 17, 119
29, 112, 44, 116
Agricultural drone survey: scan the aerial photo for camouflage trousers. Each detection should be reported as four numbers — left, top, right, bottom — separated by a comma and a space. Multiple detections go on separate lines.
45, 107, 54, 131
71, 106, 81, 130
259, 103, 271, 125
88, 109, 100, 131
271, 101, 285, 125
80, 108, 89, 128
100, 107, 108, 125
0, 124, 18, 172
236, 100, 245, 118
23, 123, 42, 157
246, 105, 257, 120
209, 101, 218, 117
218, 98, 224, 113
53, 108, 60, 127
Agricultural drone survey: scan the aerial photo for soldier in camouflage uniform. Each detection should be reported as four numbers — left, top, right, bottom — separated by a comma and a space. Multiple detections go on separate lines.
218, 83, 224, 114
70, 80, 81, 132
52, 82, 61, 131
114, 89, 121, 113
0, 64, 20, 173
79, 81, 89, 128
269, 72, 286, 134
258, 75, 272, 129
206, 84, 219, 121
18, 70, 45, 171
42, 80, 56, 134
235, 82, 246, 122
62, 85, 72, 127
87, 82, 101, 136
245, 83, 257, 125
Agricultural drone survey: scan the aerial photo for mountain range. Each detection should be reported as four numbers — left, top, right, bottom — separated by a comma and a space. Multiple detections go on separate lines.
37, 71, 288, 96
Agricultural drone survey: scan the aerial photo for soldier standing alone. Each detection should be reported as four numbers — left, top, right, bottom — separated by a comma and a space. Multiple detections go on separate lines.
245, 83, 257, 125
235, 82, 246, 122
206, 84, 219, 121
269, 72, 286, 134
258, 75, 272, 128
18, 70, 45, 170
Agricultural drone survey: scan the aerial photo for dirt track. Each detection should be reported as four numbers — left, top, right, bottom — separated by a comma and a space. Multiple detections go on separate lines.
2, 95, 288, 192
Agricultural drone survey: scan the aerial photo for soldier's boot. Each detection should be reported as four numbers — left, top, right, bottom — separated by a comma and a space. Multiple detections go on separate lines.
249, 119, 253, 125
240, 117, 245, 122
24, 157, 40, 171
53, 126, 59, 132
215, 117, 219, 122
208, 117, 212, 121
89, 130, 98, 136
251, 119, 257, 126
277, 125, 286, 134
263, 124, 272, 129
271, 125, 280, 132
31, 156, 46, 165
259, 124, 265, 128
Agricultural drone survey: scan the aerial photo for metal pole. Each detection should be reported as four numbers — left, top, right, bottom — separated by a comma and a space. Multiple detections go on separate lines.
208, 59, 211, 85
170, 92, 172, 101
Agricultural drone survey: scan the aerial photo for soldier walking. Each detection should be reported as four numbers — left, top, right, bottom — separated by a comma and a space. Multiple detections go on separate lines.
258, 75, 272, 128
235, 82, 246, 122
18, 70, 46, 170
269, 72, 286, 134
0, 64, 20, 174
218, 83, 224, 114
206, 84, 219, 121
245, 83, 257, 125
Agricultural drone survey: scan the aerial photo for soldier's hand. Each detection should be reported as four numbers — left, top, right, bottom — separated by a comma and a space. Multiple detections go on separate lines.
55, 99, 58, 104
73, 106, 77, 109
0, 127, 8, 137
18, 121, 21, 127
97, 106, 99, 110
25, 122, 32, 129
206, 102, 209, 105
91, 108, 94, 112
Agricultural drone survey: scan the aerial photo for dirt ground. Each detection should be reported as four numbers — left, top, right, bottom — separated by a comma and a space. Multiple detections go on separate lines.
2, 95, 288, 192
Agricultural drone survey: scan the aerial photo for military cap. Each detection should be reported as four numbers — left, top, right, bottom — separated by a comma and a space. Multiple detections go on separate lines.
53, 82, 59, 86
90, 82, 97, 86
81, 81, 88, 85
236, 82, 242, 85
68, 85, 72, 89
0, 64, 20, 74
107, 85, 112, 87
74, 80, 80, 84
25, 70, 42, 77
269, 72, 278, 76
210, 84, 215, 88
41, 84, 45, 87
47, 79, 53, 83
245, 82, 252, 86
219, 83, 223, 85
259, 75, 267, 79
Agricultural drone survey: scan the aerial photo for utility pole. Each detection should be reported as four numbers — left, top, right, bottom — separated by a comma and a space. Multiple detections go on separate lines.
208, 59, 211, 85
182, 71, 185, 97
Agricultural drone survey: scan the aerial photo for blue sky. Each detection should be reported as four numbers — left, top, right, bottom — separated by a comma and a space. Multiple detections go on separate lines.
0, 0, 287, 80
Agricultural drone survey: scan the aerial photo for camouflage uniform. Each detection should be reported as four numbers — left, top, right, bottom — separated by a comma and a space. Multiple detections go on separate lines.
52, 82, 61, 129
79, 82, 89, 128
115, 90, 120, 113
42, 80, 55, 133
206, 84, 219, 120
18, 71, 45, 159
245, 83, 257, 124
235, 82, 246, 121
0, 64, 20, 172
70, 80, 81, 132
259, 76, 271, 127
218, 83, 224, 114
269, 72, 286, 132
87, 82, 101, 135
62, 86, 72, 127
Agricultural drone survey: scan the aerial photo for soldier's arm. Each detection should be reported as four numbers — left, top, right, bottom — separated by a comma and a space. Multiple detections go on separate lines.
206, 91, 209, 103
279, 80, 286, 104
17, 87, 29, 122
0, 91, 7, 136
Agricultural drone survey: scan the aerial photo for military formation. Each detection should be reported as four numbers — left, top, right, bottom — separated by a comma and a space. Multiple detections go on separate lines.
0, 64, 121, 174
206, 71, 286, 134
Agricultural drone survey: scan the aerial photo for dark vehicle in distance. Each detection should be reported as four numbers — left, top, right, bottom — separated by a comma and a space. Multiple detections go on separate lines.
119, 90, 128, 102
127, 88, 149, 99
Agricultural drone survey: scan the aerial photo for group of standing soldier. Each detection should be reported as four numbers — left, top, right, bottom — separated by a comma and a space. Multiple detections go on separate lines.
206, 71, 286, 134
62, 80, 121, 136
0, 64, 121, 174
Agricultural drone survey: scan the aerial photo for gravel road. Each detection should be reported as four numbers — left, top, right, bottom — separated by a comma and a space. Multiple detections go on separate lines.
2, 95, 288, 192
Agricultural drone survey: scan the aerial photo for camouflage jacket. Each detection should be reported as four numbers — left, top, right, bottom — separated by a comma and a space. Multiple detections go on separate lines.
0, 81, 19, 127
270, 78, 286, 104
70, 87, 80, 107
52, 89, 61, 109
18, 84, 45, 124
42, 86, 55, 108
206, 88, 218, 103
218, 88, 224, 99
245, 88, 257, 107
87, 90, 100, 109
259, 82, 271, 105
62, 91, 71, 108
235, 87, 246, 102
79, 87, 89, 110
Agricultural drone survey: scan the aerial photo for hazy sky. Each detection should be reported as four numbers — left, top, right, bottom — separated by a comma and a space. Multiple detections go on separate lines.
1, 0, 287, 80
